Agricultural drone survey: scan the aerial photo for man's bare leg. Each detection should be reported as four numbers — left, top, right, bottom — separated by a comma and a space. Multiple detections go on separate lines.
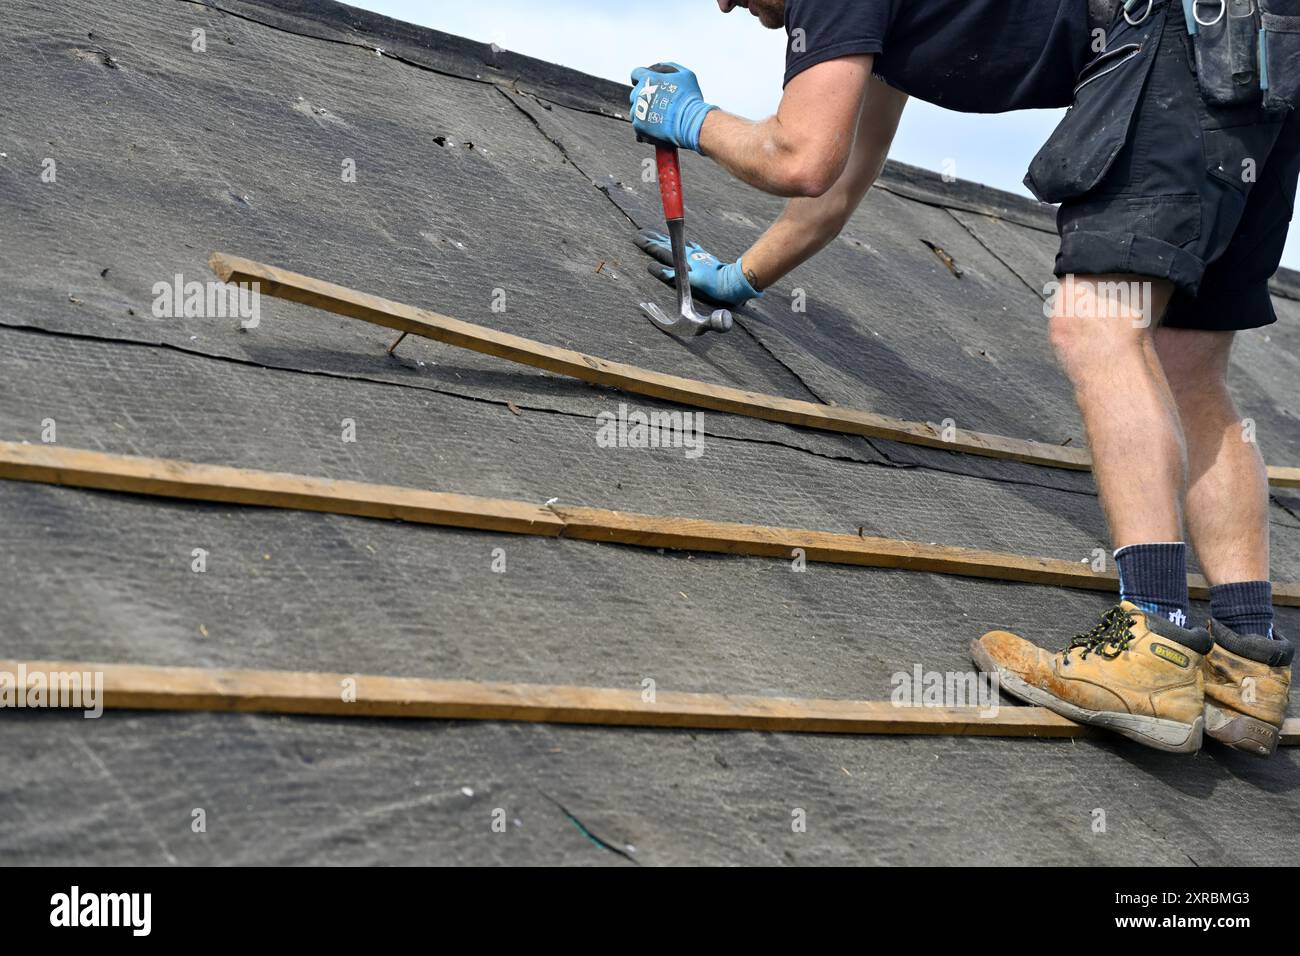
1150, 326, 1288, 758
1154, 327, 1270, 583
1049, 275, 1182, 546
1155, 327, 1276, 643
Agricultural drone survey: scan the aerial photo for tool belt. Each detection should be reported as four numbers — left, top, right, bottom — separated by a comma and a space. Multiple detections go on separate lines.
1173, 0, 1300, 110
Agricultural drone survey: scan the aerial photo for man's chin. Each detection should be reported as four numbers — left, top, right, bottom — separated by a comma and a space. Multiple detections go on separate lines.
753, 2, 785, 29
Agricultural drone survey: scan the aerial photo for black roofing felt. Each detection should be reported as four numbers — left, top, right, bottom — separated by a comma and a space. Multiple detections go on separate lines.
0, 0, 1298, 865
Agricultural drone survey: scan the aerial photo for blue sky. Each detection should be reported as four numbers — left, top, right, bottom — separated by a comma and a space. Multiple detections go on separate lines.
351, 0, 1300, 270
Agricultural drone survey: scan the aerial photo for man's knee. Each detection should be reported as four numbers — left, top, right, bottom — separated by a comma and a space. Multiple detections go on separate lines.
1047, 308, 1091, 374
1050, 297, 1154, 374
1047, 275, 1161, 375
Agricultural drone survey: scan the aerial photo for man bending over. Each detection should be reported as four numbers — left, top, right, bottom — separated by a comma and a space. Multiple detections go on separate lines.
631, 0, 1295, 756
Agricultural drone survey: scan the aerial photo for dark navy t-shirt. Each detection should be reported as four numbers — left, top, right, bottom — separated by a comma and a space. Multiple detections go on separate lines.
784, 0, 1092, 112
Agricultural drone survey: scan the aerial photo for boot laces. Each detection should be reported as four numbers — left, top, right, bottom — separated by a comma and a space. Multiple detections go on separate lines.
1064, 605, 1137, 663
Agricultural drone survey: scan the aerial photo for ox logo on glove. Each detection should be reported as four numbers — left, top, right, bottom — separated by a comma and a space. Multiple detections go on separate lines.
634, 79, 661, 121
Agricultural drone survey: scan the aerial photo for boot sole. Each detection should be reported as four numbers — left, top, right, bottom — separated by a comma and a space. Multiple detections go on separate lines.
1204, 702, 1279, 758
971, 641, 1203, 754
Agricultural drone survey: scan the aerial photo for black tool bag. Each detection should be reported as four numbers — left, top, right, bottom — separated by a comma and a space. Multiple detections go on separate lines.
1025, 10, 1167, 203
1191, 0, 1264, 105
1260, 1, 1300, 109
1187, 0, 1300, 109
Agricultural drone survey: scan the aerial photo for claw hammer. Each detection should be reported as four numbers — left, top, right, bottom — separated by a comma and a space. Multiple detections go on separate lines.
636, 64, 733, 337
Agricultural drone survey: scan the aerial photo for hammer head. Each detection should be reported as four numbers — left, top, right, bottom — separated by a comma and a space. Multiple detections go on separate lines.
639, 300, 733, 337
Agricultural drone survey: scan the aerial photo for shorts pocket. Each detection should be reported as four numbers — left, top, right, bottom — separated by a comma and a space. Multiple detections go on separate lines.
1202, 118, 1284, 190
1260, 5, 1300, 110
1062, 194, 1203, 249
1025, 16, 1166, 203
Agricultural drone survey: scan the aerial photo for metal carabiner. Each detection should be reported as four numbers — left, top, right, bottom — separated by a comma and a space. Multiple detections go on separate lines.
1124, 0, 1154, 26
1193, 0, 1226, 26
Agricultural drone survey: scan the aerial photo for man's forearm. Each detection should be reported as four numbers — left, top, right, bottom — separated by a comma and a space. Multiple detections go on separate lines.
739, 194, 858, 289
737, 94, 898, 290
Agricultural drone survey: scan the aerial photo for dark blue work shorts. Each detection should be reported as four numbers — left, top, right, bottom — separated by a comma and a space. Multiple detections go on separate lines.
1026, 0, 1300, 330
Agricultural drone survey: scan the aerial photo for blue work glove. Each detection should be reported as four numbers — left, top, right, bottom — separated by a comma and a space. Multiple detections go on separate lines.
629, 62, 717, 153
634, 228, 763, 306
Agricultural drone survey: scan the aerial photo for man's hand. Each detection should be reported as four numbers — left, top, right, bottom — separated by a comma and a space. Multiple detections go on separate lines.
634, 228, 762, 305
629, 63, 717, 153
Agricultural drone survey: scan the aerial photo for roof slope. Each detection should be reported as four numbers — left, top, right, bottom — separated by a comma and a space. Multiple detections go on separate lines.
0, 0, 1297, 865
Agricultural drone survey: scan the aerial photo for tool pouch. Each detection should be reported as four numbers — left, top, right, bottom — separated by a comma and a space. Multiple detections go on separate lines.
1259, 2, 1300, 109
1190, 0, 1264, 106
1025, 13, 1166, 203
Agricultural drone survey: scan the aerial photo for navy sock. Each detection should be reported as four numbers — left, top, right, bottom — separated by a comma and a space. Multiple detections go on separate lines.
1115, 542, 1190, 628
1209, 580, 1275, 639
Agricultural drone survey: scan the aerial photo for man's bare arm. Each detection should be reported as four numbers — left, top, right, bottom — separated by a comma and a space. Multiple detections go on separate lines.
698, 55, 876, 198
739, 76, 907, 290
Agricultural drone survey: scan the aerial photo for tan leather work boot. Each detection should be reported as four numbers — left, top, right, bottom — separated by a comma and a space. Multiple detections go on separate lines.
1202, 620, 1294, 758
971, 602, 1210, 753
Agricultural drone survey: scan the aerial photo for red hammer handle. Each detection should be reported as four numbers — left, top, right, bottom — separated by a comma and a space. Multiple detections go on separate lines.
655, 144, 685, 222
